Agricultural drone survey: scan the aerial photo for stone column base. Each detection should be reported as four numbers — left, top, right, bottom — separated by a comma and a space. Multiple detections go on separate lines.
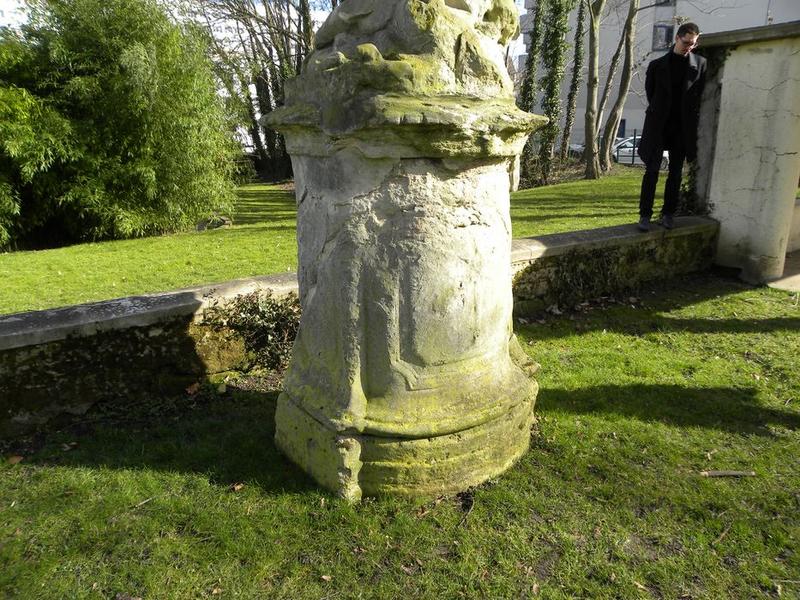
274, 380, 537, 502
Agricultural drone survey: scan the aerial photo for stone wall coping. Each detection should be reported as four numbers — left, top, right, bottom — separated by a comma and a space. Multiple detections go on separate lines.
511, 216, 718, 271
0, 273, 298, 351
1, 218, 718, 351
698, 20, 800, 49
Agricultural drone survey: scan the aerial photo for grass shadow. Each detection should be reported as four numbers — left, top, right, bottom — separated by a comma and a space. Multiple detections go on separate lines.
539, 383, 799, 436
525, 270, 799, 340
23, 386, 319, 497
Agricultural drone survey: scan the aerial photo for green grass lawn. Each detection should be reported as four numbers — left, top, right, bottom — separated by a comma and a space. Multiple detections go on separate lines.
1, 272, 798, 598
0, 168, 643, 315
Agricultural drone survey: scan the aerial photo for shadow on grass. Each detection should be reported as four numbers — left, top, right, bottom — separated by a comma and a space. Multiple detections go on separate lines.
511, 196, 637, 206
27, 388, 318, 496
523, 270, 800, 340
531, 314, 800, 341
510, 211, 633, 223
539, 384, 799, 436
233, 188, 296, 225
207, 223, 298, 236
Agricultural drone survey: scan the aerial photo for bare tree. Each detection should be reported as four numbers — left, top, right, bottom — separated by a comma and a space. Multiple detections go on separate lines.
166, 0, 326, 179
583, 0, 606, 179
595, 24, 625, 138
599, 0, 639, 171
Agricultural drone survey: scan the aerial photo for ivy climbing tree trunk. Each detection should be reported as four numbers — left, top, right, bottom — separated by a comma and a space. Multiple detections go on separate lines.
559, 0, 585, 162
537, 0, 572, 185
517, 0, 547, 184
583, 0, 606, 179
600, 0, 639, 171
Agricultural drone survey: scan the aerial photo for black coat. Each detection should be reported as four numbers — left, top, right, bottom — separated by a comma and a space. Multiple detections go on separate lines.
638, 47, 706, 163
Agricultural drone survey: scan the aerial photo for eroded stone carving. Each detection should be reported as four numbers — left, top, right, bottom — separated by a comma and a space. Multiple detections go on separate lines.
264, 0, 547, 500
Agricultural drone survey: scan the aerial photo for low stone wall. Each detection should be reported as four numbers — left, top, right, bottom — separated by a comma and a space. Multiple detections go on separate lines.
1, 219, 718, 436
0, 274, 297, 437
511, 217, 718, 315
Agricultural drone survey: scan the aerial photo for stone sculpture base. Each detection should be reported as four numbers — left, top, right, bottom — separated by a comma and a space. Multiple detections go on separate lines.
275, 371, 536, 500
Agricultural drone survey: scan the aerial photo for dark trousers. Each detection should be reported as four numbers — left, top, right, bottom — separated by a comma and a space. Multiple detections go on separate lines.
639, 133, 686, 219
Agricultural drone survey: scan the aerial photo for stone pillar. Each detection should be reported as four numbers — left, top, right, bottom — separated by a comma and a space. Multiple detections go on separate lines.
265, 0, 546, 500
698, 29, 800, 283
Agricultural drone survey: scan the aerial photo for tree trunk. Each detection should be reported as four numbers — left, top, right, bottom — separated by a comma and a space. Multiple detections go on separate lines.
583, 0, 606, 179
559, 0, 586, 162
596, 30, 625, 139
600, 0, 639, 171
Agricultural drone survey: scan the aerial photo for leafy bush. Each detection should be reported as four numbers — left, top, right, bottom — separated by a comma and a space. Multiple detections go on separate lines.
0, 0, 237, 249
204, 291, 301, 372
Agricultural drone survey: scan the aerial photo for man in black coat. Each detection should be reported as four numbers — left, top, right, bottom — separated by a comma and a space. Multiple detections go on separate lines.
637, 22, 706, 231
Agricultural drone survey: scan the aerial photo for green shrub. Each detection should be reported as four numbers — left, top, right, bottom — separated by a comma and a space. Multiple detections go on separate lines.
204, 291, 301, 372
0, 0, 237, 249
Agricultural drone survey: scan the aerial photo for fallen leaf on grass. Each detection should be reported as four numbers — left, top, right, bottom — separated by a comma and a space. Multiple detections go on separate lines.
115, 594, 143, 600
211, 587, 223, 595
61, 442, 78, 451
633, 581, 648, 591
320, 575, 332, 582
7, 456, 23, 465
229, 483, 245, 492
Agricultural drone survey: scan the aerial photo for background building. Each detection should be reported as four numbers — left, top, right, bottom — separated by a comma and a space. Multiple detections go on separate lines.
521, 0, 800, 146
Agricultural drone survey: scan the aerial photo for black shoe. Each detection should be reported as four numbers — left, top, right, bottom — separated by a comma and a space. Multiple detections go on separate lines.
661, 214, 674, 229
637, 217, 651, 232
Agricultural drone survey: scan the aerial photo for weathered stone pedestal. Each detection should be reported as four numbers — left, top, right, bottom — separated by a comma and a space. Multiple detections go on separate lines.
265, 0, 546, 500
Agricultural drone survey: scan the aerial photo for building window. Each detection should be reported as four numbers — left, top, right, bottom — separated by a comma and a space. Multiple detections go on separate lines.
653, 23, 674, 51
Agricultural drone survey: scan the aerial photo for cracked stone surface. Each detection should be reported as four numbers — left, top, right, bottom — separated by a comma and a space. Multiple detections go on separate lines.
264, 0, 546, 500
706, 37, 800, 283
